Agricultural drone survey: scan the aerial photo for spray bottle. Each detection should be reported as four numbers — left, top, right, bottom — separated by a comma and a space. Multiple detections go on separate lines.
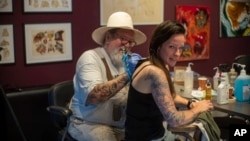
219, 64, 229, 84
234, 64, 250, 102
184, 62, 194, 96
213, 67, 220, 91
228, 63, 238, 87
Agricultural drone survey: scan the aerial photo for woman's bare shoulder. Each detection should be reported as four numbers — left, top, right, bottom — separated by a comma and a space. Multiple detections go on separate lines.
137, 62, 165, 77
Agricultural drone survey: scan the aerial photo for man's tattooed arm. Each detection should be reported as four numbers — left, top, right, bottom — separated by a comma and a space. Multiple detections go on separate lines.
86, 73, 128, 105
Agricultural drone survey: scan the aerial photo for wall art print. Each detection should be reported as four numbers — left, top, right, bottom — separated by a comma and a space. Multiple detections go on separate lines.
220, 0, 250, 37
176, 5, 210, 61
0, 0, 13, 12
23, 0, 72, 12
24, 23, 72, 64
0, 24, 15, 64
100, 0, 164, 25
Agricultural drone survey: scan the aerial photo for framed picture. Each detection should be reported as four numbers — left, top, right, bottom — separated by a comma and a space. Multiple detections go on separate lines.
100, 0, 164, 25
220, 0, 250, 37
24, 23, 72, 64
0, 24, 15, 64
0, 0, 13, 13
23, 0, 72, 13
176, 5, 210, 61
173, 66, 186, 85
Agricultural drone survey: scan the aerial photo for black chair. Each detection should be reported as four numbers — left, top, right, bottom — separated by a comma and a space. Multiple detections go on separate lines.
168, 124, 202, 141
47, 80, 76, 141
1, 85, 27, 141
233, 54, 250, 75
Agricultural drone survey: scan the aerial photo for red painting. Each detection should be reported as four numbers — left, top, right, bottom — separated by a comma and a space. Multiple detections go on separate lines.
176, 5, 210, 61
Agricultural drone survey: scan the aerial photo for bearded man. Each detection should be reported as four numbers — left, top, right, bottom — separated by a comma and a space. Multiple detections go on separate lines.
68, 11, 146, 141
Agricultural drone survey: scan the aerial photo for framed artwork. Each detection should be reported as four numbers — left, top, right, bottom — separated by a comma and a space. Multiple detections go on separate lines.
220, 0, 250, 37
24, 23, 72, 64
100, 0, 164, 25
0, 24, 15, 64
23, 0, 72, 13
0, 0, 13, 13
176, 5, 210, 61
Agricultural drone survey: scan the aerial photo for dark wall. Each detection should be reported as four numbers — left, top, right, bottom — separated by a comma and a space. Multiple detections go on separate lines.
1, 0, 249, 89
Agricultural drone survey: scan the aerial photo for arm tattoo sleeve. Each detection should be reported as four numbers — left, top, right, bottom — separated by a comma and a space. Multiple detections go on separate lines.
87, 73, 128, 104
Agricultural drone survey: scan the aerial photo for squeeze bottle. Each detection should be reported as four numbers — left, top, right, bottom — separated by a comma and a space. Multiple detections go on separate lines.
184, 62, 194, 96
213, 67, 220, 91
234, 64, 250, 102
228, 63, 238, 87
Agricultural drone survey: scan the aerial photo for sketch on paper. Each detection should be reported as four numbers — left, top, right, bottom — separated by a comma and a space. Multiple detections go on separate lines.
23, 0, 72, 12
24, 23, 72, 64
176, 5, 210, 61
0, 0, 13, 12
0, 24, 15, 64
220, 0, 250, 37
100, 0, 163, 25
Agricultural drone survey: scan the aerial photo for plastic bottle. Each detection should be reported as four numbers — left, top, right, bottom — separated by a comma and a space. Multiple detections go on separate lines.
234, 64, 250, 102
205, 80, 212, 100
184, 62, 194, 96
220, 72, 229, 84
213, 67, 220, 91
228, 63, 238, 87
217, 81, 229, 104
219, 64, 229, 84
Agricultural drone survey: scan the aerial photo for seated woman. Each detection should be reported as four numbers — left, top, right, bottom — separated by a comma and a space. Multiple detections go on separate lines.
125, 20, 214, 141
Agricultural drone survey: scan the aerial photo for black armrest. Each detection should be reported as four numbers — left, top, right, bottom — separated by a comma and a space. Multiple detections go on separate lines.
47, 106, 72, 118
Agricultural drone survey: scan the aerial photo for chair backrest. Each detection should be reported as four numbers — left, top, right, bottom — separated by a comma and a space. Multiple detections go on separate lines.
48, 80, 74, 130
1, 85, 27, 141
233, 55, 250, 75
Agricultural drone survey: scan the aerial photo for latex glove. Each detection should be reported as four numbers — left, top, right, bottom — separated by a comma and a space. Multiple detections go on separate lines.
122, 53, 142, 80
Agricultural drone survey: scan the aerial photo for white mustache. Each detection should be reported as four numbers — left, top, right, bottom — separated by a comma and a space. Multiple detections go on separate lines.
120, 46, 132, 55
120, 46, 126, 53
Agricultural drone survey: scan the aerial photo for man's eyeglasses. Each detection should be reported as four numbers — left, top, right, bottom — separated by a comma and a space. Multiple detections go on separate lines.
168, 45, 185, 52
116, 35, 136, 47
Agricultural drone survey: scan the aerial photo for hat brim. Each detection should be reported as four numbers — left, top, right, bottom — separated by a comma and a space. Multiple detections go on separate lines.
92, 26, 147, 46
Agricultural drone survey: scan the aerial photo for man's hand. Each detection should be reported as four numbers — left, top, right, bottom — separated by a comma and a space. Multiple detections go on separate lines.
122, 53, 142, 80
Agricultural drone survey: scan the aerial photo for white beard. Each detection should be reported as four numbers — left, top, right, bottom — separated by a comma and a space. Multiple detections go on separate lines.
109, 47, 124, 69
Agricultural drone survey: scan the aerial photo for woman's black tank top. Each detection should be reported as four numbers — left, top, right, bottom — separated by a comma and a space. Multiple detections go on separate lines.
125, 61, 165, 141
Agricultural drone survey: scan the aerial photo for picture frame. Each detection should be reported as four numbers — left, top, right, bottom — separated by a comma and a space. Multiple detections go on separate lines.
24, 23, 72, 64
0, 0, 13, 13
173, 66, 186, 85
220, 0, 250, 37
100, 0, 164, 25
23, 0, 72, 13
0, 24, 15, 64
176, 5, 210, 61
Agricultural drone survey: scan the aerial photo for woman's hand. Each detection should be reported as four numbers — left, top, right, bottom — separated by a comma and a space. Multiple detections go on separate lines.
191, 100, 214, 114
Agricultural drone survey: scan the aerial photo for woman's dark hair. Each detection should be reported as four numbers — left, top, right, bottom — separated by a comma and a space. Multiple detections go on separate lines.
149, 20, 186, 95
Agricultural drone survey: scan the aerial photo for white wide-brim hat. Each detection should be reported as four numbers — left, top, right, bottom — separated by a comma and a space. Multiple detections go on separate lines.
92, 11, 147, 46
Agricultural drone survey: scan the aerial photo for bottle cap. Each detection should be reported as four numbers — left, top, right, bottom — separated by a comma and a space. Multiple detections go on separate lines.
213, 67, 219, 76
186, 62, 194, 71
206, 80, 211, 87
230, 63, 237, 73
236, 64, 247, 75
